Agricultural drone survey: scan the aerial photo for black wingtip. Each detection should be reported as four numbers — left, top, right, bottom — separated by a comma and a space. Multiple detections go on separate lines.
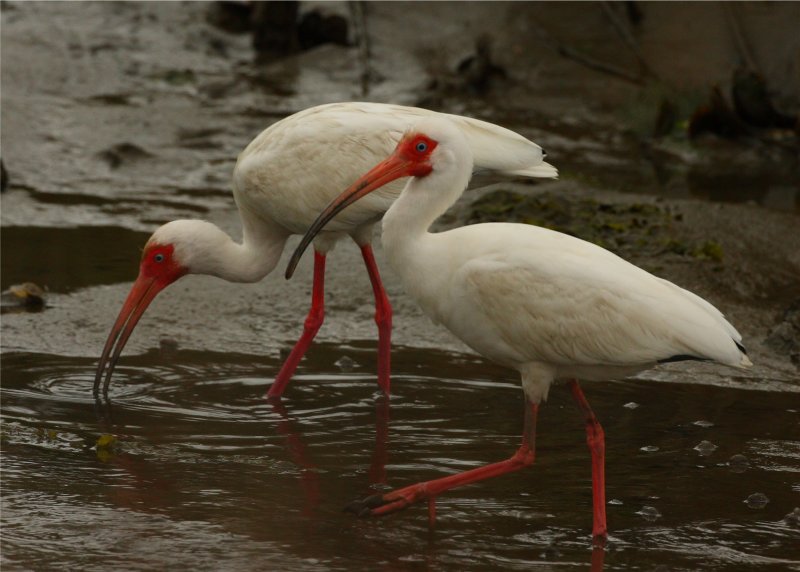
734, 340, 748, 355
657, 354, 709, 364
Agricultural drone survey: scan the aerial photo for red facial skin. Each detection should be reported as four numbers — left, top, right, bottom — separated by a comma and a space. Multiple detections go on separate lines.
139, 243, 186, 284
286, 132, 438, 279
94, 242, 187, 396
394, 134, 438, 177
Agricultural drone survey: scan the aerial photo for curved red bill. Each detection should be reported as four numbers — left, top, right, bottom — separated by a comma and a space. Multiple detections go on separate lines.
285, 154, 414, 280
93, 274, 167, 397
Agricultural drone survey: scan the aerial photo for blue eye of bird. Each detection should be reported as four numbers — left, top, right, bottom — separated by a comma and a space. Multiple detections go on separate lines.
415, 141, 427, 153
154, 254, 165, 263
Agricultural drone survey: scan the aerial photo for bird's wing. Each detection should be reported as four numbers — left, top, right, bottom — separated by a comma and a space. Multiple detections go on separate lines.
234, 106, 407, 232
444, 224, 747, 369
441, 112, 556, 177
234, 103, 556, 231
290, 102, 558, 178
504, 164, 559, 179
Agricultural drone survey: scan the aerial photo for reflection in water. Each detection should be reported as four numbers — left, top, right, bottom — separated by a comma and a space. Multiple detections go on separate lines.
2, 347, 799, 571
269, 398, 321, 516
368, 396, 390, 485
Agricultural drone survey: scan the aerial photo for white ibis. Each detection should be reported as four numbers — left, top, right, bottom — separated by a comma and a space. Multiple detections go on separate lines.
94, 102, 556, 398
286, 117, 752, 542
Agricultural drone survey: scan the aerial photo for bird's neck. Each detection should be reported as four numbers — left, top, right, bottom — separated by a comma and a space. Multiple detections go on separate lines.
381, 155, 472, 260
380, 164, 472, 324
198, 212, 288, 283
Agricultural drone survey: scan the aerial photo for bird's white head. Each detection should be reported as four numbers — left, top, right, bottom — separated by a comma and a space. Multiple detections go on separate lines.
147, 219, 240, 277
94, 219, 233, 396
286, 118, 473, 279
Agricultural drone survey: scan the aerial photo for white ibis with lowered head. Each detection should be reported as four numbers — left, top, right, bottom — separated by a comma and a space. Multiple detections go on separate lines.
286, 117, 752, 542
94, 102, 556, 398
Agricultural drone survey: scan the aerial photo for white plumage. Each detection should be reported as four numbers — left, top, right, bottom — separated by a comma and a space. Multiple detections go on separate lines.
95, 102, 556, 397
290, 115, 751, 403
393, 222, 750, 401
233, 101, 555, 238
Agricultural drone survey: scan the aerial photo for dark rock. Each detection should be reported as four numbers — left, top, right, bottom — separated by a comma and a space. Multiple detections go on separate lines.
688, 86, 750, 140
97, 143, 152, 170
422, 35, 507, 104
297, 10, 349, 51
159, 337, 180, 359
653, 98, 678, 138
252, 1, 299, 55
455, 36, 506, 95
206, 1, 252, 34
2, 282, 46, 313
732, 68, 797, 130
765, 299, 800, 365
625, 1, 644, 26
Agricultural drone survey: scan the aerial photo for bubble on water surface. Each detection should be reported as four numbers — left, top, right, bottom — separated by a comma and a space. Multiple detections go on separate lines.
640, 445, 659, 452
608, 499, 623, 506
783, 507, 800, 526
694, 440, 717, 456
335, 356, 356, 372
744, 492, 769, 509
728, 454, 750, 473
692, 420, 714, 428
637, 506, 662, 521
623, 402, 639, 409
539, 545, 562, 559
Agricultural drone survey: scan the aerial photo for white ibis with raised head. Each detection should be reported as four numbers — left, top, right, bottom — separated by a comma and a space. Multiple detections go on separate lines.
286, 117, 752, 542
94, 102, 556, 398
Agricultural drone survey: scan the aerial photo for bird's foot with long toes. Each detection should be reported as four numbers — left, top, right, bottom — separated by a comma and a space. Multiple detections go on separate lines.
345, 482, 432, 518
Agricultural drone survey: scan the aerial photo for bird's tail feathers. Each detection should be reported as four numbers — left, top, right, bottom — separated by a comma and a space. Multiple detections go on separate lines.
507, 162, 559, 179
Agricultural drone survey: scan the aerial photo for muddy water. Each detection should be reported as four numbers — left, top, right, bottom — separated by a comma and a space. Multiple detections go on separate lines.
0, 226, 150, 293
2, 345, 800, 571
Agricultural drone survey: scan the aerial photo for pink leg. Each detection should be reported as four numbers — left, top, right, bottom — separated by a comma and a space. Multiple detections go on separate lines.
267, 251, 326, 398
360, 244, 392, 396
347, 400, 539, 520
568, 380, 608, 544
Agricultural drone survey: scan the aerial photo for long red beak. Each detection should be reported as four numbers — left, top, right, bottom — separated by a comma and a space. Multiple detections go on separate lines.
285, 153, 414, 280
93, 273, 168, 397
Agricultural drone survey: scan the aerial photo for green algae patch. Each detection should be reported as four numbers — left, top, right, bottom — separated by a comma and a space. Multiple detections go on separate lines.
468, 190, 722, 263
693, 240, 724, 262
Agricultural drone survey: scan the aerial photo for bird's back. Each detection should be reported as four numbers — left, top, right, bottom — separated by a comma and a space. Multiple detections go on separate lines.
233, 103, 556, 235
405, 223, 749, 376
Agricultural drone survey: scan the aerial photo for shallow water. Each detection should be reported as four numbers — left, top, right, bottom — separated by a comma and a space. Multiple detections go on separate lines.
2, 344, 799, 571
0, 226, 149, 294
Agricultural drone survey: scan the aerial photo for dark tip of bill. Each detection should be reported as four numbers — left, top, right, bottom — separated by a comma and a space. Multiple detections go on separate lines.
285, 255, 298, 280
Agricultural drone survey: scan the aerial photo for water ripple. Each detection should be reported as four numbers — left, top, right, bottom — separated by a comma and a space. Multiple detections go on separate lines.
2, 347, 800, 571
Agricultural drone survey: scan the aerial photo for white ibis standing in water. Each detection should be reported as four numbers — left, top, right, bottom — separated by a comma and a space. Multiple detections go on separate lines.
286, 117, 752, 542
93, 102, 556, 398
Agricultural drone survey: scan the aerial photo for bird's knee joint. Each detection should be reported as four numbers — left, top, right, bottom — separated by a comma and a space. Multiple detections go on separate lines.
512, 446, 536, 466
374, 311, 392, 328
304, 310, 325, 330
